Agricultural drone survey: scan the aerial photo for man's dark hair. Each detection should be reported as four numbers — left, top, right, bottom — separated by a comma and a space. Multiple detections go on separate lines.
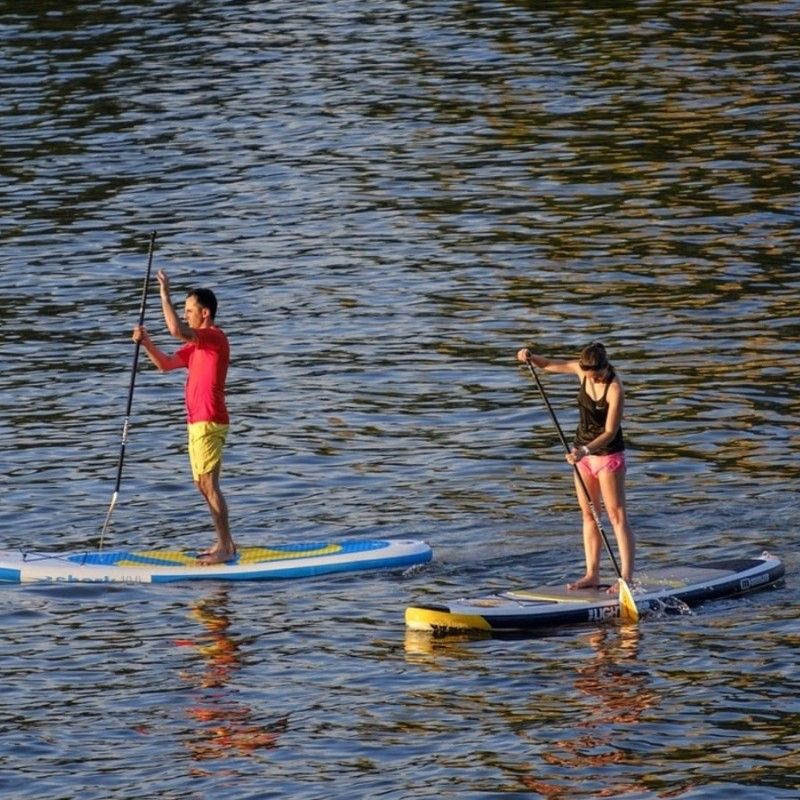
189, 288, 218, 320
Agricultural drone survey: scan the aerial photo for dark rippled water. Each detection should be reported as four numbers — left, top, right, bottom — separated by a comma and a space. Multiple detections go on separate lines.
2, 2, 798, 798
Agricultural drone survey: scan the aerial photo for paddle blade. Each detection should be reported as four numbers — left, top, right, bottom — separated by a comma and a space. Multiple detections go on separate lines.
618, 578, 640, 623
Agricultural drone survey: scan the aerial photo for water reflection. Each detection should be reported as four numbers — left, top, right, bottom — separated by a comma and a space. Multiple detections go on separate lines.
405, 623, 659, 797
176, 588, 287, 765
562, 625, 655, 730
403, 627, 490, 665
2, 1, 799, 797
517, 625, 658, 797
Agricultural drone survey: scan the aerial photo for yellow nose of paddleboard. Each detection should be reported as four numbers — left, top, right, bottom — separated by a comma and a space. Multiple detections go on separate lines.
405, 606, 491, 632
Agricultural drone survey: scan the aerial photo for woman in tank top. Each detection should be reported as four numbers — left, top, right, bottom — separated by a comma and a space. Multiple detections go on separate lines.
516, 341, 635, 592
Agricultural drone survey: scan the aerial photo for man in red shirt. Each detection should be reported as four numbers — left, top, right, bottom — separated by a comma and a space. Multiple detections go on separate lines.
133, 270, 235, 565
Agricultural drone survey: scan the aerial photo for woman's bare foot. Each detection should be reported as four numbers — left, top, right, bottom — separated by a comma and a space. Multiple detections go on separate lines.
567, 574, 600, 590
606, 579, 634, 596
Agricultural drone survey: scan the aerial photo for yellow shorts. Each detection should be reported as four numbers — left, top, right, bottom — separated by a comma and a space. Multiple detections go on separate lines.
187, 422, 229, 481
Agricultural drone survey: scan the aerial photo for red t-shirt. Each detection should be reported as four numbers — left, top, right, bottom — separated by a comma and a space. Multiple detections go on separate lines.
175, 326, 230, 425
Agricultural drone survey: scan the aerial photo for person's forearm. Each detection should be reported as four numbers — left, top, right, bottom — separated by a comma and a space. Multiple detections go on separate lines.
160, 289, 184, 339
138, 335, 180, 372
517, 348, 572, 373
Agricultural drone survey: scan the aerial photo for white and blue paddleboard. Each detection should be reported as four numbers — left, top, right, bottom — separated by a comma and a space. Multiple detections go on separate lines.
0, 538, 432, 584
406, 554, 784, 633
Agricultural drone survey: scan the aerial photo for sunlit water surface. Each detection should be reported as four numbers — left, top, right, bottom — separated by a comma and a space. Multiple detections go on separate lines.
1, 2, 798, 798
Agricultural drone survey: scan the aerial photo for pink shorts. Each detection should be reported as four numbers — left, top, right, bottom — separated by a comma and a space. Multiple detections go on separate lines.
577, 451, 626, 479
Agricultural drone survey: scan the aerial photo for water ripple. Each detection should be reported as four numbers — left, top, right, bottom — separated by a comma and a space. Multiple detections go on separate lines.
1, 1, 799, 798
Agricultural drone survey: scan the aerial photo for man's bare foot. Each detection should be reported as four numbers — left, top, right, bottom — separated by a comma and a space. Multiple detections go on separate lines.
567, 575, 600, 590
197, 547, 237, 565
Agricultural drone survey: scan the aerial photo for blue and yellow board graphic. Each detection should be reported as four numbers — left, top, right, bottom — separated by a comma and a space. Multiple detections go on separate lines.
0, 539, 432, 584
77, 542, 347, 569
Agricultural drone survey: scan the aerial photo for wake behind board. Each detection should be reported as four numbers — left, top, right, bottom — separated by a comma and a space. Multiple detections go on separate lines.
0, 538, 432, 584
406, 554, 784, 633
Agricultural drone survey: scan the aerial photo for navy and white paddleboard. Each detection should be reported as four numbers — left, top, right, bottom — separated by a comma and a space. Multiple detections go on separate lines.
0, 538, 432, 584
406, 554, 784, 633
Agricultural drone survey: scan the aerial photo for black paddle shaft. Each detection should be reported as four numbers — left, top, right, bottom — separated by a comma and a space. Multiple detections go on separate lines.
525, 359, 623, 579
112, 230, 157, 494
